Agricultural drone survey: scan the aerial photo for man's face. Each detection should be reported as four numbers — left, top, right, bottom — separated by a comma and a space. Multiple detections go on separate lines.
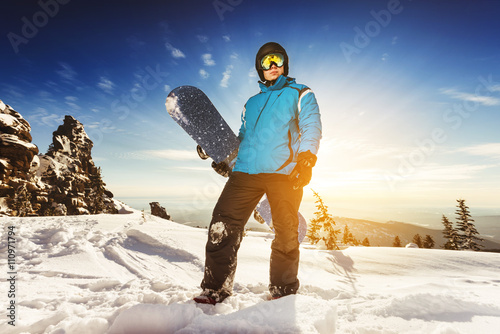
263, 63, 284, 81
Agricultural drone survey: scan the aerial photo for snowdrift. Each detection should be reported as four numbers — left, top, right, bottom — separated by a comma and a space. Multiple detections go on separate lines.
1, 212, 500, 333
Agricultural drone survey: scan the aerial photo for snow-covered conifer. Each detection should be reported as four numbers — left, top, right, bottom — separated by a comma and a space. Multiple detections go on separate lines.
308, 190, 339, 249
441, 215, 459, 250
455, 199, 483, 251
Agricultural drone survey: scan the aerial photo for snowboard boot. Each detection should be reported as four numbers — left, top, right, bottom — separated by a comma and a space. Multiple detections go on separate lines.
193, 289, 226, 305
193, 295, 217, 305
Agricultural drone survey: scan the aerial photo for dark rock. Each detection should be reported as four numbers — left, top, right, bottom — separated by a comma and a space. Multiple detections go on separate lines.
149, 202, 171, 220
0, 101, 39, 190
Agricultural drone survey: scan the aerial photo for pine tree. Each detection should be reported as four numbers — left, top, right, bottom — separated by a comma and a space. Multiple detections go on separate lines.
455, 199, 483, 251
342, 225, 350, 245
441, 215, 459, 250
306, 214, 322, 246
352, 237, 360, 246
320, 219, 339, 250
393, 235, 402, 247
308, 190, 339, 250
361, 237, 370, 247
412, 234, 423, 248
422, 235, 435, 249
342, 225, 356, 246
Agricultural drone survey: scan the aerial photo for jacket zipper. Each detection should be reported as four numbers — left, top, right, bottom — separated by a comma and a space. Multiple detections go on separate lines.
253, 90, 283, 130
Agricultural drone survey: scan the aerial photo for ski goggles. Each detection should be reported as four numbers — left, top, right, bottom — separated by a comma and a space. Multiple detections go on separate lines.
260, 53, 284, 70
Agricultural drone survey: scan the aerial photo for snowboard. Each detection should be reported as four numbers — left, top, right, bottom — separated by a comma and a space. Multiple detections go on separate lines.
255, 196, 308, 243
166, 85, 239, 165
166, 86, 306, 243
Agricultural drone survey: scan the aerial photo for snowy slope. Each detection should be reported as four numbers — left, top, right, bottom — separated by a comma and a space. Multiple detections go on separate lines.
1, 211, 500, 334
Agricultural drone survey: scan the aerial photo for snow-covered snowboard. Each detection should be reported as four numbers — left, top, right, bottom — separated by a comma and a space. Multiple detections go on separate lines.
166, 85, 239, 164
166, 86, 307, 242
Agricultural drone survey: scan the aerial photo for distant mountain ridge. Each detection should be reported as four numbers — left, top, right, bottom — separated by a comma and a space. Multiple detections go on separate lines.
334, 216, 500, 251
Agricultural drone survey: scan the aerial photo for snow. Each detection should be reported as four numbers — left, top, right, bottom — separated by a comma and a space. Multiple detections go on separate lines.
0, 113, 16, 127
166, 94, 190, 125
0, 134, 37, 151
53, 135, 72, 155
0, 158, 10, 169
209, 221, 227, 245
34, 153, 72, 179
0, 197, 8, 214
1, 211, 500, 333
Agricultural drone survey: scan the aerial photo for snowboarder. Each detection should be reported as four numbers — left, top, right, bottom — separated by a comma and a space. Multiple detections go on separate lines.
194, 42, 322, 304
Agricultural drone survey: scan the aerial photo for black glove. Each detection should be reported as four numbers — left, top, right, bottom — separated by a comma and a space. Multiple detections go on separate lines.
288, 151, 317, 190
212, 161, 232, 178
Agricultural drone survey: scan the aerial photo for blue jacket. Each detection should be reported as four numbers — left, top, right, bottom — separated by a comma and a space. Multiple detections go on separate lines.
233, 75, 322, 175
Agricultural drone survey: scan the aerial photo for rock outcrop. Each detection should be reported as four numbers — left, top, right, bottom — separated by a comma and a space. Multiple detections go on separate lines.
0, 99, 117, 216
0, 100, 39, 196
149, 202, 171, 220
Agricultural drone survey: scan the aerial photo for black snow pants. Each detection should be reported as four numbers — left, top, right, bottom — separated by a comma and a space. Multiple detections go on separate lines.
200, 171, 303, 300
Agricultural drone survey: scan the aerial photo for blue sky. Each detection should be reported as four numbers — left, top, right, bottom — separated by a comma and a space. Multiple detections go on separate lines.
2, 0, 500, 226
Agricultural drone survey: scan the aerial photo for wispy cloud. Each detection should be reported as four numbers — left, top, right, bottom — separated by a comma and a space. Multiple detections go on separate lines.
165, 43, 186, 58
86, 121, 116, 133
56, 62, 77, 81
197, 35, 208, 43
202, 53, 215, 66
440, 88, 500, 106
220, 65, 233, 88
457, 143, 500, 160
315, 168, 385, 187
126, 34, 146, 50
489, 84, 500, 92
37, 90, 56, 103
97, 76, 115, 94
248, 68, 257, 78
199, 69, 209, 79
1, 85, 24, 99
321, 137, 402, 161
222, 35, 231, 42
140, 149, 200, 161
65, 96, 80, 110
411, 163, 494, 181
131, 83, 145, 97
28, 107, 63, 127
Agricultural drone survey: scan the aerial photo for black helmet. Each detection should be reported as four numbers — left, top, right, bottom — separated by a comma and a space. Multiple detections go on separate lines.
255, 42, 289, 82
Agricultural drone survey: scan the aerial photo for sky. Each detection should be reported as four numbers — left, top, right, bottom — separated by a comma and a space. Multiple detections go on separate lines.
1, 0, 500, 226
